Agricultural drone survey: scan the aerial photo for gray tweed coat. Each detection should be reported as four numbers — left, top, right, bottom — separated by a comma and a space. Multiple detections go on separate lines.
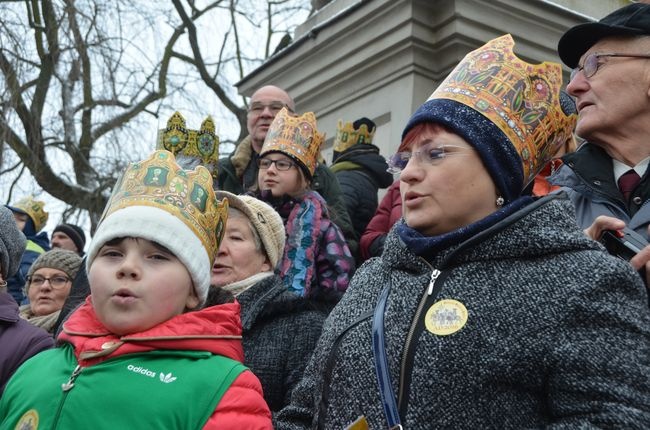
274, 196, 650, 429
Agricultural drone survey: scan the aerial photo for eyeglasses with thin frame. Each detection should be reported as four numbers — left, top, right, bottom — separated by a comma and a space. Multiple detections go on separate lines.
387, 144, 471, 174
571, 52, 650, 81
28, 274, 71, 289
247, 101, 293, 116
257, 158, 296, 171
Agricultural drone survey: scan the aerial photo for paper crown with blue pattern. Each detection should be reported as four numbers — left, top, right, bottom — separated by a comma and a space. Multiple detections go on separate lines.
157, 111, 220, 179
402, 34, 577, 203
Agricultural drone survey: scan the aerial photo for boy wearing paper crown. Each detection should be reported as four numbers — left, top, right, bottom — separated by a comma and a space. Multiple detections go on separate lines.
275, 35, 650, 429
4, 196, 50, 305
0, 150, 272, 429
255, 108, 355, 303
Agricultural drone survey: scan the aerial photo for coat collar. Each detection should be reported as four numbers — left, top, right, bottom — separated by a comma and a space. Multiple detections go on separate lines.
59, 297, 244, 366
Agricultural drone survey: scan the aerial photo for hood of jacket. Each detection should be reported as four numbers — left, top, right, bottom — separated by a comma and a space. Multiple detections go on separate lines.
331, 144, 393, 188
59, 297, 244, 366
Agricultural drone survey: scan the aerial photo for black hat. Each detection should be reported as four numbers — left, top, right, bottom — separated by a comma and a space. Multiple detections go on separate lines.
558, 3, 650, 68
53, 223, 86, 253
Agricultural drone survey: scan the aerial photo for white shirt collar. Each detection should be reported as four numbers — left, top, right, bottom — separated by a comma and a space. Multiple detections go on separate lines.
612, 157, 650, 183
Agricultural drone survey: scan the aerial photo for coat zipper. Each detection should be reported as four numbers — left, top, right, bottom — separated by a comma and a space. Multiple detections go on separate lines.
52, 365, 83, 428
397, 265, 441, 405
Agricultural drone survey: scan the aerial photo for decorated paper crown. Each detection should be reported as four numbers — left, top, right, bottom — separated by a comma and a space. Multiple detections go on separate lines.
428, 34, 577, 185
333, 120, 375, 153
156, 112, 220, 178
260, 107, 325, 177
99, 150, 228, 264
9, 196, 48, 232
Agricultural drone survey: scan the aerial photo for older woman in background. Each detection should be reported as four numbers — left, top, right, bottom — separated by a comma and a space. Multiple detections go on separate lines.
0, 206, 52, 395
207, 191, 328, 412
20, 249, 82, 334
275, 35, 650, 429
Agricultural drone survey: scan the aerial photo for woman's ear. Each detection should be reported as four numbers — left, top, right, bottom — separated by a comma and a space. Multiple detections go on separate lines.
261, 257, 272, 273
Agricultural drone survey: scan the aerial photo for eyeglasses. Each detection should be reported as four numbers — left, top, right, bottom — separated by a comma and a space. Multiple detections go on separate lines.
571, 52, 650, 81
387, 144, 470, 174
257, 158, 296, 171
28, 274, 71, 289
247, 101, 293, 116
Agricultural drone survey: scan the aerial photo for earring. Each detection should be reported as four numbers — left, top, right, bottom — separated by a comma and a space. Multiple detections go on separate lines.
496, 196, 504, 207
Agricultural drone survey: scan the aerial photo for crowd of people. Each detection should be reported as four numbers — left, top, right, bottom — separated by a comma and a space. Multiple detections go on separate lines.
1, 3, 650, 429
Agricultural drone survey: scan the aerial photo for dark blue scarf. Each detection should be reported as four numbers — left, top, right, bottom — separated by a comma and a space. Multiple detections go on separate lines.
397, 196, 533, 261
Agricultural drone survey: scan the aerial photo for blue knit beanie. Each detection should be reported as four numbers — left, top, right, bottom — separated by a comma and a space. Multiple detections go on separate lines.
401, 98, 523, 203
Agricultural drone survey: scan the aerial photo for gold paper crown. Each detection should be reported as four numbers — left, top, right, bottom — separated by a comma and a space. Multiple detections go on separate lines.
333, 120, 375, 153
156, 112, 220, 178
11, 196, 48, 232
260, 107, 325, 177
429, 34, 577, 184
100, 150, 228, 263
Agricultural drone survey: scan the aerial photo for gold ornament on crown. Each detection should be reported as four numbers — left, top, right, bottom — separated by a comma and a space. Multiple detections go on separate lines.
156, 111, 220, 179
429, 34, 577, 184
11, 196, 48, 232
333, 120, 375, 153
260, 107, 325, 176
100, 150, 228, 263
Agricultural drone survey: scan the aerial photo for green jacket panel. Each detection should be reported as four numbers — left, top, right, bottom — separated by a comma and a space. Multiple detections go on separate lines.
0, 345, 245, 430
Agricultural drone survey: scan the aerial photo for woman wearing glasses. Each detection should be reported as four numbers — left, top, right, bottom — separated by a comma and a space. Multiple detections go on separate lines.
20, 249, 82, 334
275, 35, 650, 429
254, 108, 355, 303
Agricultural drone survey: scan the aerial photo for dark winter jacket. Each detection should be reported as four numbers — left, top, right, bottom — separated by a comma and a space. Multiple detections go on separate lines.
360, 180, 402, 261
0, 291, 53, 396
331, 143, 393, 240
274, 196, 650, 429
6, 232, 49, 304
549, 143, 650, 237
236, 274, 328, 411
217, 135, 359, 256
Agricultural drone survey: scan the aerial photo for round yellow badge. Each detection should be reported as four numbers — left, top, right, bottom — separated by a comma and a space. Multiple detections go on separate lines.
424, 299, 468, 336
15, 409, 39, 430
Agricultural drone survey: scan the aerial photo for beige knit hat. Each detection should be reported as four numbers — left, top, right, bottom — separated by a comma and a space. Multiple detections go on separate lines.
25, 249, 83, 292
216, 191, 286, 269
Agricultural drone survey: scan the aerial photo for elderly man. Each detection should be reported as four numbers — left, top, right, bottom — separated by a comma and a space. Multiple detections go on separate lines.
217, 85, 358, 256
551, 3, 650, 278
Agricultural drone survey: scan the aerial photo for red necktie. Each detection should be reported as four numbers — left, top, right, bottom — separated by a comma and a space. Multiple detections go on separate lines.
618, 169, 641, 203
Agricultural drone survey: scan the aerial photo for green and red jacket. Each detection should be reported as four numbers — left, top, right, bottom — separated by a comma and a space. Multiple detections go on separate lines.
0, 298, 272, 429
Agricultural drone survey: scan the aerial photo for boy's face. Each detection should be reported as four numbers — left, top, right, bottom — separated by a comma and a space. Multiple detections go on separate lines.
88, 237, 199, 335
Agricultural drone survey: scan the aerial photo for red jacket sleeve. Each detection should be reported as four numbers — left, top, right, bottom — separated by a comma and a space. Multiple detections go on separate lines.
203, 369, 272, 430
360, 180, 402, 260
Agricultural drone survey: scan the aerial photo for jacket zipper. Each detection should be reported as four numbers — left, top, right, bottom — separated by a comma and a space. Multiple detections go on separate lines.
397, 262, 447, 418
52, 365, 83, 428
397, 264, 441, 406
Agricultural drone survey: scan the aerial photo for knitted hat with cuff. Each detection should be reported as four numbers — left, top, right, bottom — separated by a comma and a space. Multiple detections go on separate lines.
216, 191, 285, 269
25, 249, 82, 293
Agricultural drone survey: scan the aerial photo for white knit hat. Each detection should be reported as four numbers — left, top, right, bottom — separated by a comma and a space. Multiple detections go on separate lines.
87, 206, 212, 302
216, 191, 286, 268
